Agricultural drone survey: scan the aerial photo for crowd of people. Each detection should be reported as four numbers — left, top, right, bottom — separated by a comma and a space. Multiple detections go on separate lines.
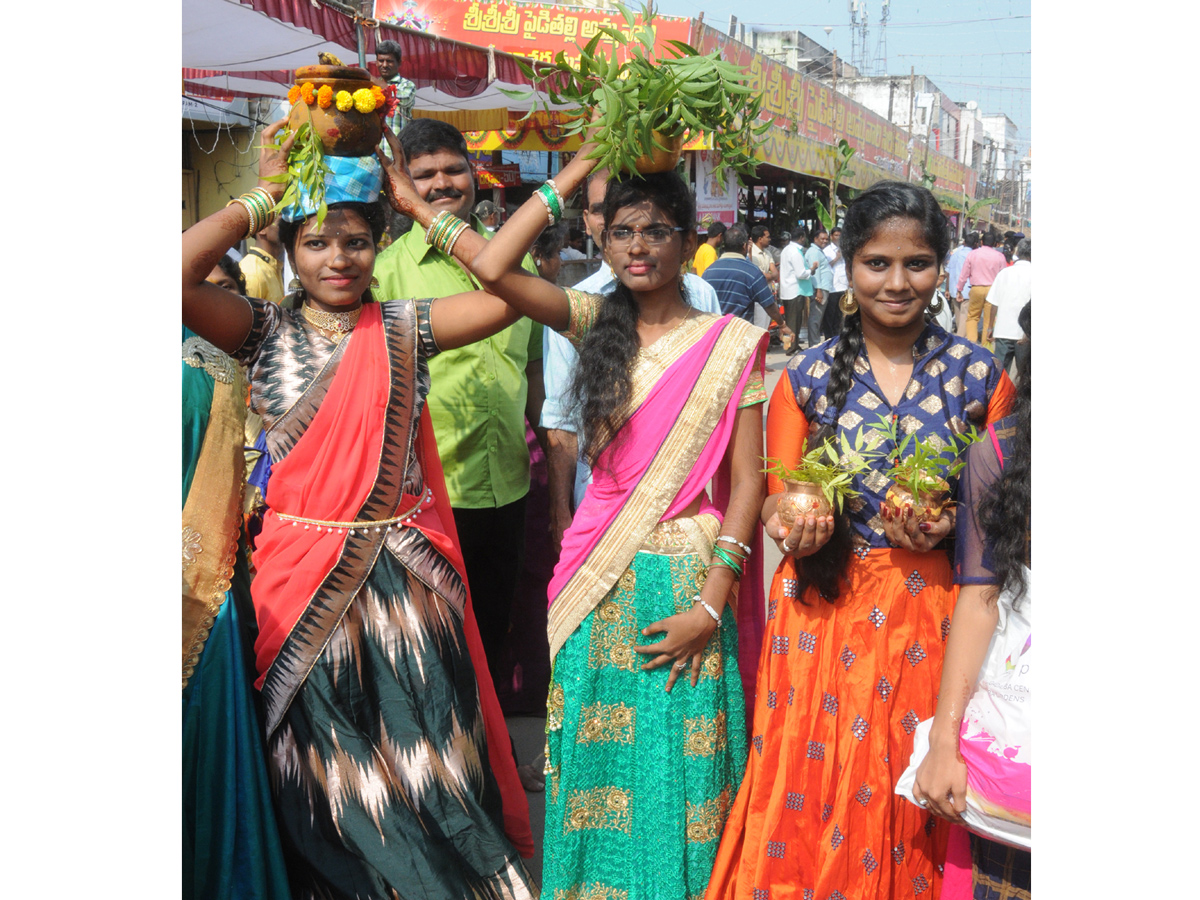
182, 51, 1032, 900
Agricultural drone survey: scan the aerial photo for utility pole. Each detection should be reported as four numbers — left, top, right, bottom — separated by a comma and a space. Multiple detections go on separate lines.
829, 49, 840, 224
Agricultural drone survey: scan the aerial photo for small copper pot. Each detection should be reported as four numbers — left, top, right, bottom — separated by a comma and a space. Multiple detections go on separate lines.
883, 481, 951, 524
776, 480, 833, 529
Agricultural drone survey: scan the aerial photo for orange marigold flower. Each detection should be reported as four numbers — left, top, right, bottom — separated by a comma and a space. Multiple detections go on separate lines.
287, 85, 301, 104
370, 85, 387, 106
300, 82, 316, 104
317, 85, 334, 109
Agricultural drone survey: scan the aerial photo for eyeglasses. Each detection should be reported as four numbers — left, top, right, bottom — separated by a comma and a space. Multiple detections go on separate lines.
604, 225, 685, 246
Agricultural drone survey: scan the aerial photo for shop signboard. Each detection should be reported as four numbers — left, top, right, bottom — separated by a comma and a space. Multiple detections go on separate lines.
375, 0, 691, 67
690, 21, 976, 195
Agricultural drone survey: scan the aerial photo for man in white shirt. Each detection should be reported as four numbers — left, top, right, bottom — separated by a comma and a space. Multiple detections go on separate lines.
819, 225, 848, 337
778, 231, 815, 354
540, 172, 724, 549
985, 238, 1031, 373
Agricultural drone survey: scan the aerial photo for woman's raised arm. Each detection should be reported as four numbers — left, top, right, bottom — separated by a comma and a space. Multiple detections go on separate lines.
182, 119, 293, 354
377, 128, 600, 335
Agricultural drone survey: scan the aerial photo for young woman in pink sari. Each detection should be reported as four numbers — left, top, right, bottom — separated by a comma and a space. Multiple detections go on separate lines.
394, 149, 771, 899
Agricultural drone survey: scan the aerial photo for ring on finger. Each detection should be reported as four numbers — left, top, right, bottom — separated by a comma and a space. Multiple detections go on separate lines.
781, 538, 796, 553
676, 661, 689, 670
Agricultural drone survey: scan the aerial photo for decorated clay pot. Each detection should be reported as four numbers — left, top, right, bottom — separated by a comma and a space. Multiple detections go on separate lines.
288, 65, 383, 157
632, 131, 684, 174
883, 480, 951, 524
776, 480, 833, 529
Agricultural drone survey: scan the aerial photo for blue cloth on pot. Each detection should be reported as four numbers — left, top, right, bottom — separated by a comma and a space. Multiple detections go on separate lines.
281, 154, 383, 221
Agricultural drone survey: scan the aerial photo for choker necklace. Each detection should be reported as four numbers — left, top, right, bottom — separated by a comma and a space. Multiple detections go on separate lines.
302, 303, 362, 339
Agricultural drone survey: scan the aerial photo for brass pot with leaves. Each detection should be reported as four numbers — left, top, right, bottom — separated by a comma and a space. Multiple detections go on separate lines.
503, 2, 769, 186
776, 480, 834, 529
882, 480, 952, 524
867, 414, 981, 525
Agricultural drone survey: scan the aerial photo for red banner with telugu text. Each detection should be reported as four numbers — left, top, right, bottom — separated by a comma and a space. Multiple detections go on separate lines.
373, 0, 691, 68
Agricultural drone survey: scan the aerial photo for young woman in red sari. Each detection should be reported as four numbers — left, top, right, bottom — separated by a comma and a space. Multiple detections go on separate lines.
705, 181, 1015, 900
388, 144, 770, 897
182, 121, 539, 900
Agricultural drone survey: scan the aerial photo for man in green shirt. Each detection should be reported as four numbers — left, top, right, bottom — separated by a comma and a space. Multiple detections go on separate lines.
373, 119, 544, 693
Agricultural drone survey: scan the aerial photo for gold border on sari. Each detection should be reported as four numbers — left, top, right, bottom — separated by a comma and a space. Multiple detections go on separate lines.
182, 339, 248, 690
547, 317, 764, 662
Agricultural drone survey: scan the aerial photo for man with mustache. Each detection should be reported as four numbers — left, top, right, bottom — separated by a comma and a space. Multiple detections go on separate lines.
373, 119, 543, 702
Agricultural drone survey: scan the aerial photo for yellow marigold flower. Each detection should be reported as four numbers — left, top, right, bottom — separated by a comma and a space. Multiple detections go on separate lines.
335, 90, 354, 112
287, 85, 301, 104
352, 88, 376, 114
317, 85, 334, 109
300, 82, 316, 104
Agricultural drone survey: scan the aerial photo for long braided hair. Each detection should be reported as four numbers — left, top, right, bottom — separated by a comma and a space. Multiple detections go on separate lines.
796, 181, 951, 601
977, 302, 1031, 603
570, 171, 696, 467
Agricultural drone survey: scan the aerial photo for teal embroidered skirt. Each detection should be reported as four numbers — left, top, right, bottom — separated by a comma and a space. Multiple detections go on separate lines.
541, 530, 747, 900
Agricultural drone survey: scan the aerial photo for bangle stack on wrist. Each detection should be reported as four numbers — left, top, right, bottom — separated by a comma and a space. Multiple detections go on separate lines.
226, 187, 278, 239
534, 179, 565, 225
708, 544, 745, 580
425, 210, 471, 257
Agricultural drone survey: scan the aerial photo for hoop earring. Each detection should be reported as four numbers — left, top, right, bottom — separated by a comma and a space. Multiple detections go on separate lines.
928, 292, 944, 315
839, 289, 858, 315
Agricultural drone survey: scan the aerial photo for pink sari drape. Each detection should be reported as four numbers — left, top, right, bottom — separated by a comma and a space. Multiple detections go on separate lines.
549, 315, 767, 713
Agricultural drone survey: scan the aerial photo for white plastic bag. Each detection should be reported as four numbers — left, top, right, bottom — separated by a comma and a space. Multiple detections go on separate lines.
896, 566, 1031, 850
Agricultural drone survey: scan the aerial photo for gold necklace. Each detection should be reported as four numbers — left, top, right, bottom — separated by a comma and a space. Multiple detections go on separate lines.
302, 303, 362, 339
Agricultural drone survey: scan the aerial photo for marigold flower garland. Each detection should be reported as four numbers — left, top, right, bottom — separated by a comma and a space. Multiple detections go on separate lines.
288, 81, 385, 114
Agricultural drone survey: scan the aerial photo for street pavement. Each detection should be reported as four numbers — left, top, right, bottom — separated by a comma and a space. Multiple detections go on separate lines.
505, 343, 794, 884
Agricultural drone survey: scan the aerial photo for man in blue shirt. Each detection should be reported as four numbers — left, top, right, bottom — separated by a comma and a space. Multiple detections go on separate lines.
805, 227, 835, 345
702, 224, 794, 336
944, 232, 976, 334
540, 171, 724, 549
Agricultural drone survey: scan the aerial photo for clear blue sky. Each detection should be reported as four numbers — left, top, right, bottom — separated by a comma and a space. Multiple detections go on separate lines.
651, 0, 1031, 154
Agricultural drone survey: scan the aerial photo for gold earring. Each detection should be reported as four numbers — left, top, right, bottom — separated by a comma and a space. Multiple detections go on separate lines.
287, 277, 302, 293
839, 289, 858, 315
370, 276, 380, 288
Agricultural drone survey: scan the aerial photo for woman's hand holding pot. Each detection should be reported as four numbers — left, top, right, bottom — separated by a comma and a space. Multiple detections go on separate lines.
880, 502, 955, 552
257, 118, 295, 202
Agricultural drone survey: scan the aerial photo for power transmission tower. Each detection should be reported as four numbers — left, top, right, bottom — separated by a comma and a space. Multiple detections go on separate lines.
873, 0, 890, 75
849, 1, 871, 74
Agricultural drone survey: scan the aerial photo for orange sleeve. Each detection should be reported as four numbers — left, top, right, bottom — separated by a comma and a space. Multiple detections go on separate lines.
986, 370, 1017, 424
764, 372, 810, 496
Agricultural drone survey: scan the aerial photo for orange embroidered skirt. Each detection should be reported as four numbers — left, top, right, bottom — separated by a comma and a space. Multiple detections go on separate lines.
706, 547, 953, 900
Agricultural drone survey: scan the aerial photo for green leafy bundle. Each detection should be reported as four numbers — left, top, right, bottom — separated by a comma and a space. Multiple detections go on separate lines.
868, 414, 981, 502
763, 430, 870, 514
503, 2, 771, 187
262, 120, 331, 228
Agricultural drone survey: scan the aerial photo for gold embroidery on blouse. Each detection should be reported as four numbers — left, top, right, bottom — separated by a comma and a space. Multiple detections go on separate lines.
899, 413, 923, 435
922, 358, 949, 378
947, 342, 970, 359
577, 702, 636, 745
589, 596, 637, 672
966, 360, 989, 380
807, 360, 831, 379
684, 711, 728, 757
838, 410, 864, 429
856, 390, 883, 410
183, 335, 239, 384
864, 470, 890, 493
563, 289, 602, 346
918, 395, 945, 416
944, 375, 966, 397
553, 884, 629, 900
685, 787, 732, 843
564, 787, 632, 834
